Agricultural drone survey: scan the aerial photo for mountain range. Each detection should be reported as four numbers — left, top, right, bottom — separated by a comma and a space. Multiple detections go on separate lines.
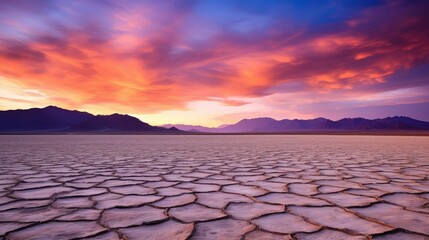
164, 116, 429, 132
1, 106, 429, 133
0, 106, 178, 133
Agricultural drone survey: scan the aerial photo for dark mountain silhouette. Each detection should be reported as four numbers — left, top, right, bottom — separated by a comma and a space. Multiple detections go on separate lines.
0, 106, 178, 133
333, 116, 429, 130
0, 106, 92, 131
70, 114, 171, 132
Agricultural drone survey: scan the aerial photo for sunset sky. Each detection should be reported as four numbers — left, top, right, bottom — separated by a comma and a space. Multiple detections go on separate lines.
0, 0, 428, 126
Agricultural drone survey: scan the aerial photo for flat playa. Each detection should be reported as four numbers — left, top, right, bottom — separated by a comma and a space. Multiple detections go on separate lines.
0, 135, 428, 239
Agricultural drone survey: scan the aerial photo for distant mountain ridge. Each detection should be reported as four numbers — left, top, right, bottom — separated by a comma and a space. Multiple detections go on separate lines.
161, 124, 218, 132
0, 106, 178, 133
165, 116, 429, 132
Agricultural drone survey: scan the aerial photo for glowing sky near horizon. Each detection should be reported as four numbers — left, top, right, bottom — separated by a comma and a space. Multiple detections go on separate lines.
0, 0, 429, 126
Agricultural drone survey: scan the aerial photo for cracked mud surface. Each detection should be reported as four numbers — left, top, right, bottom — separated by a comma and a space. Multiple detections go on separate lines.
0, 135, 428, 240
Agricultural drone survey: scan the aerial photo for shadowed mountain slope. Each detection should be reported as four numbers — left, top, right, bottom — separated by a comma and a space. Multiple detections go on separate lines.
71, 114, 169, 132
0, 106, 92, 131
0, 106, 177, 132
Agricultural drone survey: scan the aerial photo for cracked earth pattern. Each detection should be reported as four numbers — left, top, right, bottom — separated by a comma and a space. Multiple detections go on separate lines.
0, 135, 428, 240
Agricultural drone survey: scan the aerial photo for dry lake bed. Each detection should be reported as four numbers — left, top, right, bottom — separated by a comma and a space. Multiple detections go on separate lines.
0, 135, 428, 240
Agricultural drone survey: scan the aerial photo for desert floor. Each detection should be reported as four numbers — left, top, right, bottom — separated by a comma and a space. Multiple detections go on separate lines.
0, 135, 428, 240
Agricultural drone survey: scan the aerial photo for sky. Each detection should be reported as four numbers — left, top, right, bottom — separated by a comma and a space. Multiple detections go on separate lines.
0, 0, 428, 126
